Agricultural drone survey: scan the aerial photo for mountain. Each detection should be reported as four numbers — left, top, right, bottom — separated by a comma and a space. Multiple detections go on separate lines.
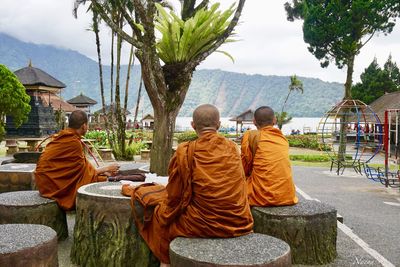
0, 33, 344, 117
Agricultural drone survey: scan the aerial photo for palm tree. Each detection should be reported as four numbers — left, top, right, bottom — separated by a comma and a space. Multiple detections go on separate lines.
279, 75, 304, 129
276, 112, 293, 130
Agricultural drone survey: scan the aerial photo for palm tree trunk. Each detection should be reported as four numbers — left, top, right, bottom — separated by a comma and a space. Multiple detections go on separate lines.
279, 91, 292, 129
114, 17, 125, 159
92, 12, 112, 145
133, 75, 143, 125
124, 45, 134, 125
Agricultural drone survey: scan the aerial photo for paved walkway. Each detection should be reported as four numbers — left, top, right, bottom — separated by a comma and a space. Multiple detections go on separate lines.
1, 150, 399, 266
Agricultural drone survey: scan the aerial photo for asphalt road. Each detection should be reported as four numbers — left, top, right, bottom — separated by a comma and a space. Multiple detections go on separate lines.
293, 166, 400, 266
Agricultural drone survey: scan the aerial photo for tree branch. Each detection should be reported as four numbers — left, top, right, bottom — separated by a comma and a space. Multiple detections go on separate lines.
91, 0, 141, 48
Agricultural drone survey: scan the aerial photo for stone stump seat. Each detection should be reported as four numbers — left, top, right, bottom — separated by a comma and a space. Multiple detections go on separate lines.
251, 200, 337, 265
71, 182, 158, 267
98, 148, 113, 161
169, 233, 292, 267
141, 149, 151, 160
0, 163, 37, 193
0, 191, 68, 240
0, 224, 58, 267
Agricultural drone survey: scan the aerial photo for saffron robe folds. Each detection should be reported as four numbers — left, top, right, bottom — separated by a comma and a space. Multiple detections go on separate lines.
137, 132, 253, 263
35, 129, 104, 210
241, 126, 298, 206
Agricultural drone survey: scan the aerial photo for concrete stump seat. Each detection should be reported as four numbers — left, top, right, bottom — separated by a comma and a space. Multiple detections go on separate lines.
0, 224, 58, 267
141, 149, 151, 160
251, 200, 337, 265
0, 191, 68, 240
0, 163, 36, 193
98, 148, 113, 161
71, 182, 158, 267
169, 233, 291, 267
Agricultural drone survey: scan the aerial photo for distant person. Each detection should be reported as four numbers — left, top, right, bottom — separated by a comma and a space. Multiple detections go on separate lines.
290, 129, 296, 135
241, 106, 298, 206
296, 129, 301, 135
35, 110, 119, 210
124, 104, 253, 266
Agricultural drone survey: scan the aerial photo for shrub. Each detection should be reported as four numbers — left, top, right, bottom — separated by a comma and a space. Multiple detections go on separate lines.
176, 131, 198, 143
286, 135, 331, 151
85, 130, 108, 148
290, 154, 331, 162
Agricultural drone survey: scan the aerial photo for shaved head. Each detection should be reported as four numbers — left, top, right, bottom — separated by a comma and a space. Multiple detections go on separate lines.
68, 110, 88, 129
192, 104, 220, 132
254, 106, 275, 127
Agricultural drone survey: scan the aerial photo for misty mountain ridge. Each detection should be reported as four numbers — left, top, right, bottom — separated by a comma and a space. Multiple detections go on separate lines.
0, 32, 344, 117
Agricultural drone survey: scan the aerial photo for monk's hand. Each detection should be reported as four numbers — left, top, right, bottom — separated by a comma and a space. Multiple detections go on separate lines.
96, 163, 120, 176
106, 163, 120, 176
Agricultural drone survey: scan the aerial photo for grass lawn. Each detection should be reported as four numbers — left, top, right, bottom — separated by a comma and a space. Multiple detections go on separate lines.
290, 160, 331, 167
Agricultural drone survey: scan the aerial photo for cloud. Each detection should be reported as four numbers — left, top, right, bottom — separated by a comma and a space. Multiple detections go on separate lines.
0, 0, 399, 84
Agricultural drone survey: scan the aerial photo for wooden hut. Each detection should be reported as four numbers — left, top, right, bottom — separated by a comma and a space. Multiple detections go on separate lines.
230, 109, 254, 135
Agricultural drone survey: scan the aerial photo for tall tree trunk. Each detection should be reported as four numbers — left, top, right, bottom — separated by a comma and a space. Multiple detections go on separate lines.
338, 55, 355, 162
110, 31, 115, 106
151, 107, 179, 175
279, 91, 292, 130
344, 55, 354, 100
124, 45, 134, 126
133, 76, 143, 124
92, 12, 111, 146
115, 18, 125, 159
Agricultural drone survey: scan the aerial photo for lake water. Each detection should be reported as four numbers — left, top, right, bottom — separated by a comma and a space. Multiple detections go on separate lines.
175, 117, 322, 135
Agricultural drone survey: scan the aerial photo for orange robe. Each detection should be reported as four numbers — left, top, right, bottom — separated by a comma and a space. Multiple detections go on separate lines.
241, 126, 298, 206
35, 129, 105, 210
139, 132, 253, 263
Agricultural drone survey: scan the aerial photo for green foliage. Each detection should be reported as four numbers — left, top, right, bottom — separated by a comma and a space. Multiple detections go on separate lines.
285, 0, 400, 99
351, 56, 400, 104
285, 0, 400, 69
0, 64, 31, 141
113, 141, 147, 161
176, 131, 198, 143
85, 130, 109, 148
276, 111, 292, 130
290, 154, 330, 162
287, 134, 331, 151
279, 75, 304, 129
155, 3, 236, 63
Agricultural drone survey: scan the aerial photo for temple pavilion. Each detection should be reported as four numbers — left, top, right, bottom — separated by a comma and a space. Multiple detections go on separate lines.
6, 62, 75, 137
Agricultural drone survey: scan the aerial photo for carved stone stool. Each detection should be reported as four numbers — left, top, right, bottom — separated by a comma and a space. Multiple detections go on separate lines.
169, 233, 291, 267
252, 200, 337, 265
0, 224, 58, 267
71, 182, 158, 267
0, 191, 68, 240
0, 163, 36, 193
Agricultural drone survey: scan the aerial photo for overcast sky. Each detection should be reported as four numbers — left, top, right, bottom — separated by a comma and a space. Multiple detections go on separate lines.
0, 0, 399, 83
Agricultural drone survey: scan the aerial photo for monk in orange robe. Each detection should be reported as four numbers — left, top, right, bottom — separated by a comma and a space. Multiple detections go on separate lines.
127, 104, 253, 266
241, 106, 298, 206
35, 110, 119, 211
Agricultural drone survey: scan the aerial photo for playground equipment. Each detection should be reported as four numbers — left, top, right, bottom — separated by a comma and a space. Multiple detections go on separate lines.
381, 109, 400, 188
318, 99, 384, 175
